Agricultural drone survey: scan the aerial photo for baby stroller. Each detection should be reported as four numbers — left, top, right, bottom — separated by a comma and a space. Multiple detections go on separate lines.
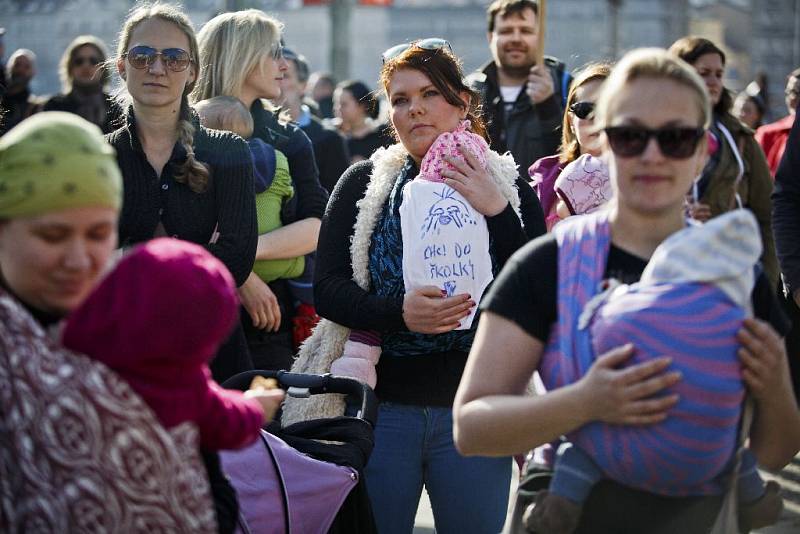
220, 370, 378, 534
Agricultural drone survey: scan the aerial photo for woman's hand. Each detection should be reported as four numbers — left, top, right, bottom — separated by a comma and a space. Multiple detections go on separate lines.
403, 286, 475, 334
442, 148, 508, 217
576, 344, 681, 425
737, 318, 793, 403
237, 272, 281, 332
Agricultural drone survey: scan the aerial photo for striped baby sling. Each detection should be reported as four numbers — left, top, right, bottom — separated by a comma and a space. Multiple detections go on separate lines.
539, 210, 758, 496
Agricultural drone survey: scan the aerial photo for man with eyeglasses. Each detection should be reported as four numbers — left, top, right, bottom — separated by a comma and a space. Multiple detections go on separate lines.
0, 48, 43, 136
467, 0, 571, 182
756, 68, 800, 176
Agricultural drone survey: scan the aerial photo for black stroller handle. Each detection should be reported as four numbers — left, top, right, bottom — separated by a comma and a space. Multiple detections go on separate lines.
222, 370, 379, 427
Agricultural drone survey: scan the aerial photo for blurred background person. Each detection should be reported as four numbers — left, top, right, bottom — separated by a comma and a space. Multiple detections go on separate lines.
44, 35, 121, 133
0, 48, 42, 135
280, 47, 349, 193
307, 70, 335, 119
733, 90, 766, 130
0, 28, 6, 96
333, 79, 392, 164
757, 68, 800, 176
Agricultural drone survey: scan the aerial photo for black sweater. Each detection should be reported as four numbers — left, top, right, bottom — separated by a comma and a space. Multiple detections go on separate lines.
107, 112, 257, 286
313, 158, 545, 405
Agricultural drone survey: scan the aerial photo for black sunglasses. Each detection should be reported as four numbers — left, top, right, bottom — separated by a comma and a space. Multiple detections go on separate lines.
270, 44, 284, 61
604, 126, 706, 159
569, 101, 595, 120
123, 46, 192, 72
72, 56, 101, 67
382, 38, 452, 64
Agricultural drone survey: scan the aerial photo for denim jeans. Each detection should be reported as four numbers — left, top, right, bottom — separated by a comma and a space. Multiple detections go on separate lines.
364, 402, 512, 534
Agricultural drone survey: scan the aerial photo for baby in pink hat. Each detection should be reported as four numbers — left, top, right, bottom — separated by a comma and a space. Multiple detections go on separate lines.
554, 153, 613, 219
62, 238, 284, 451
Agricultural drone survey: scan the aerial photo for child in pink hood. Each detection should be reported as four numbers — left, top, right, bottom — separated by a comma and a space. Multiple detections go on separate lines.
62, 238, 284, 451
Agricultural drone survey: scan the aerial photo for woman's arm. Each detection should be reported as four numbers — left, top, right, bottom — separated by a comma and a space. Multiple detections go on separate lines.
453, 312, 681, 456
255, 218, 320, 260
209, 136, 258, 287
737, 318, 800, 470
313, 162, 406, 331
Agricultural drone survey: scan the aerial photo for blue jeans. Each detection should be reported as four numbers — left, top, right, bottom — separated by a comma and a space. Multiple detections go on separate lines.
364, 403, 512, 534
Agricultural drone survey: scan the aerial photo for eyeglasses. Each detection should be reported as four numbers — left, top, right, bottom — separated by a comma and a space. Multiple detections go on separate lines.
123, 46, 192, 72
569, 101, 595, 120
72, 56, 101, 67
604, 126, 706, 159
271, 44, 284, 61
381, 38, 452, 64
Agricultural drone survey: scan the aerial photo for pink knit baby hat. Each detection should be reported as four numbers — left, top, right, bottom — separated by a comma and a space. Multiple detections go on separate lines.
418, 120, 489, 182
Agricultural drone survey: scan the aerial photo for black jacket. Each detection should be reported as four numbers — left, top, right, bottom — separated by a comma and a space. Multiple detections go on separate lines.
773, 102, 800, 293
300, 114, 351, 193
468, 58, 569, 181
43, 91, 122, 134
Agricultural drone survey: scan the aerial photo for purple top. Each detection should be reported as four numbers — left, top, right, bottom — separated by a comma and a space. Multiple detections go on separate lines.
528, 154, 565, 229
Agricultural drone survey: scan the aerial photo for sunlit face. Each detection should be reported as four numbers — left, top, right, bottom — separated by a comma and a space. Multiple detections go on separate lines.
241, 51, 288, 104
692, 52, 724, 106
387, 68, 466, 163
10, 54, 34, 85
0, 206, 118, 316
70, 44, 103, 87
603, 77, 707, 217
488, 8, 538, 74
733, 95, 761, 129
117, 18, 197, 111
569, 79, 604, 157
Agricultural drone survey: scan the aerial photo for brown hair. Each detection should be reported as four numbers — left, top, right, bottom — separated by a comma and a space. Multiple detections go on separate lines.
116, 2, 210, 193
195, 95, 254, 139
380, 44, 487, 142
487, 0, 538, 33
559, 62, 612, 164
668, 36, 731, 116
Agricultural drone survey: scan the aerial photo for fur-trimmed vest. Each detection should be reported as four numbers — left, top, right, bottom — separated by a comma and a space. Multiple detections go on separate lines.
281, 143, 521, 426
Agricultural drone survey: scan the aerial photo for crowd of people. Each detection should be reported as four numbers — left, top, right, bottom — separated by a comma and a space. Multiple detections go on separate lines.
1, 0, 800, 533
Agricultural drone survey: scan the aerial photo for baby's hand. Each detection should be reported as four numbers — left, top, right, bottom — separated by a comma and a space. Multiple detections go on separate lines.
245, 377, 285, 423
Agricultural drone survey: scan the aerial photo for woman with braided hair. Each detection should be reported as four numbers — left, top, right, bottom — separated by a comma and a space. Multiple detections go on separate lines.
107, 2, 257, 382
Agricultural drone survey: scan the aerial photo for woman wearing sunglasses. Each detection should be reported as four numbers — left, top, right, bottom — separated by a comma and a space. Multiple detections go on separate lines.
107, 4, 257, 382
43, 35, 121, 133
529, 62, 611, 231
285, 39, 543, 533
192, 10, 328, 371
454, 48, 800, 533
669, 36, 778, 288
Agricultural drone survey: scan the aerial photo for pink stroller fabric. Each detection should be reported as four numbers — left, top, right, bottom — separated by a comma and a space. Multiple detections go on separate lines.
220, 429, 359, 534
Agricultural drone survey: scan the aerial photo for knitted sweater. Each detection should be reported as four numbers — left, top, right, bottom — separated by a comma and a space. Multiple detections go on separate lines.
107, 111, 257, 286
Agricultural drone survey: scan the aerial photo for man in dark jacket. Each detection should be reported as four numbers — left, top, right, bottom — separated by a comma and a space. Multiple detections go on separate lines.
468, 0, 571, 181
280, 48, 350, 193
0, 48, 43, 135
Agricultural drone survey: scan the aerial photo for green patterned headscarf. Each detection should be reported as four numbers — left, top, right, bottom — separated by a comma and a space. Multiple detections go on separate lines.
0, 111, 122, 219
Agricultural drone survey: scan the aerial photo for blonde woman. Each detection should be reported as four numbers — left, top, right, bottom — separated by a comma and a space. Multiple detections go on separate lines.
107, 3, 257, 382
193, 10, 327, 371
455, 48, 800, 533
43, 35, 121, 132
529, 63, 611, 231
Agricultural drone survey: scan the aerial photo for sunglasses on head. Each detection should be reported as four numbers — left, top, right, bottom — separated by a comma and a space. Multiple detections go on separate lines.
381, 38, 452, 64
569, 101, 595, 120
123, 46, 192, 72
72, 56, 101, 67
604, 126, 706, 159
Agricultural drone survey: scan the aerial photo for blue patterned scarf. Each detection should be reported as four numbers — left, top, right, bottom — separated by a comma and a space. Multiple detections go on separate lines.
369, 158, 494, 357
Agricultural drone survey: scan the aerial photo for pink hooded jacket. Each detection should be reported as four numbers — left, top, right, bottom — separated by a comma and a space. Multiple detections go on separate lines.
62, 238, 264, 451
